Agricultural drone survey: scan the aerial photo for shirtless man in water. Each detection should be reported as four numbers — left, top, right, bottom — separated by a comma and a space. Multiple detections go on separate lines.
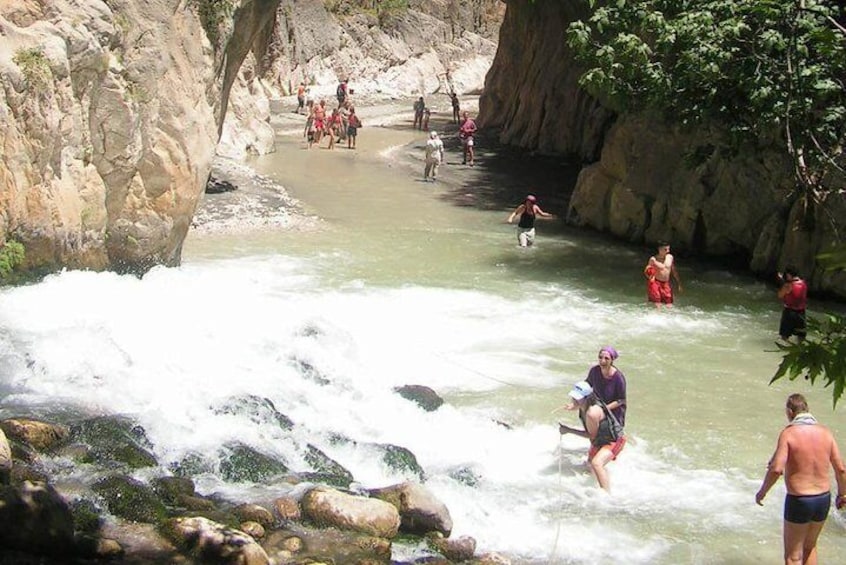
756, 394, 846, 565
646, 241, 682, 308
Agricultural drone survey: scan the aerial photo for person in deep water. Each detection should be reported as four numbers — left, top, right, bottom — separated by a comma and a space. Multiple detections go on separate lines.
559, 381, 626, 491
755, 393, 846, 565
777, 266, 807, 342
506, 194, 554, 247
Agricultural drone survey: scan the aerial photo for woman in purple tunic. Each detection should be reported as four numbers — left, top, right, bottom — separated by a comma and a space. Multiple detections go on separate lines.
586, 346, 627, 427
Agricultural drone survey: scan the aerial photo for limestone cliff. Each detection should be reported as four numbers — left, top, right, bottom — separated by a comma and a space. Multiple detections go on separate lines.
0, 0, 500, 275
480, 0, 846, 296
2, 0, 220, 273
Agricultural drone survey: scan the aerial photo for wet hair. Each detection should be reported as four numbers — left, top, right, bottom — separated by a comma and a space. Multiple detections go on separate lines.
784, 265, 799, 278
657, 241, 670, 248
786, 393, 808, 414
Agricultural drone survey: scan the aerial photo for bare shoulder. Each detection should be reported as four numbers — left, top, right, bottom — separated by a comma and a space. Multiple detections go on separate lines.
586, 405, 604, 419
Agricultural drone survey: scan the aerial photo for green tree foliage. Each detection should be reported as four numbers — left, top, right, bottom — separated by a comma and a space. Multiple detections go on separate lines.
566, 0, 846, 204
0, 241, 25, 280
566, 1, 846, 407
773, 314, 846, 407
194, 0, 237, 49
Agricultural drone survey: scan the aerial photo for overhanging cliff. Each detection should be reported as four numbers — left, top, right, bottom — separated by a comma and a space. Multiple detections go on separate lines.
479, 0, 846, 297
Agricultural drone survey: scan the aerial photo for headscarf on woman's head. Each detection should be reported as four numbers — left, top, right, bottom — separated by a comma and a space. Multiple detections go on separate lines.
599, 346, 619, 361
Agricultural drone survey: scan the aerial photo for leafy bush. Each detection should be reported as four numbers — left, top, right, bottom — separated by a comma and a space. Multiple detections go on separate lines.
0, 241, 25, 279
194, 0, 236, 49
12, 47, 52, 89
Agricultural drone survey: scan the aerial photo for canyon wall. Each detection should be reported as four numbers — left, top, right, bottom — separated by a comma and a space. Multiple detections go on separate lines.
479, 0, 846, 296
0, 0, 501, 275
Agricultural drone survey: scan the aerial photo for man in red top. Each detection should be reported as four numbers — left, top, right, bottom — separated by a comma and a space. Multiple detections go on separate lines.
777, 266, 808, 342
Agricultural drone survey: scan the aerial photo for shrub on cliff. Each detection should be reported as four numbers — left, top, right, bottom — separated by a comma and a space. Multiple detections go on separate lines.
0, 241, 25, 280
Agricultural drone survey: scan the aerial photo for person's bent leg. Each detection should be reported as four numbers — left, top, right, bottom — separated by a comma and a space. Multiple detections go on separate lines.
589, 448, 615, 491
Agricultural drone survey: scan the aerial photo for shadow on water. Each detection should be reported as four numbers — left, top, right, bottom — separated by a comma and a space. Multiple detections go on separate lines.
397, 113, 583, 214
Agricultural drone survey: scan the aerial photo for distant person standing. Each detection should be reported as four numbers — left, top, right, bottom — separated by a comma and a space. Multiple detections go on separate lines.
450, 92, 460, 124
755, 393, 846, 565
336, 79, 348, 107
777, 267, 808, 342
423, 131, 444, 182
303, 99, 315, 139
646, 241, 682, 308
458, 111, 477, 166
413, 97, 425, 130
507, 194, 554, 247
296, 82, 306, 114
422, 108, 431, 131
346, 107, 361, 149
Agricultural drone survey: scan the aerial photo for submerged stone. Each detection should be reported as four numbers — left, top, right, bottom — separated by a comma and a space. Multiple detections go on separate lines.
213, 394, 294, 430
92, 475, 167, 524
70, 416, 157, 469
218, 442, 288, 483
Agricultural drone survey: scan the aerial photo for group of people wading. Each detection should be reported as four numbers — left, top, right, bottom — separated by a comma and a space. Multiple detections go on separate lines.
507, 197, 830, 565
554, 345, 845, 565
300, 79, 362, 151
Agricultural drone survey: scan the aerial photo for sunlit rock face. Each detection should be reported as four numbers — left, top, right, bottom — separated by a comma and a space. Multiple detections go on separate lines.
0, 0, 231, 273
480, 0, 846, 296
1, 0, 501, 274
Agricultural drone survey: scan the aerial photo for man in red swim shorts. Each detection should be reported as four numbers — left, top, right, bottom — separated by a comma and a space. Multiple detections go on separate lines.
645, 241, 682, 308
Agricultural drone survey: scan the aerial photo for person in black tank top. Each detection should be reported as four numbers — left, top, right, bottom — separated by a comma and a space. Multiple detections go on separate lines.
506, 194, 555, 247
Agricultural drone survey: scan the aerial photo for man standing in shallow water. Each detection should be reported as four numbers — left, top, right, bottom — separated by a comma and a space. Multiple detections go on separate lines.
755, 393, 846, 565
646, 241, 682, 308
777, 267, 808, 342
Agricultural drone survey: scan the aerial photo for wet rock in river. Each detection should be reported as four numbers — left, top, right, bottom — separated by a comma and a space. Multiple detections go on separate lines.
92, 475, 167, 524
394, 384, 444, 411
368, 481, 452, 537
0, 481, 76, 557
301, 486, 401, 539
218, 442, 289, 483
70, 415, 157, 469
163, 515, 270, 564
213, 394, 295, 430
206, 177, 238, 194
0, 418, 70, 452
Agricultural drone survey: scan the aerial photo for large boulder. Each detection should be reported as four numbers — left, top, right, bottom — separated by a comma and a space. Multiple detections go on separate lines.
429, 533, 476, 562
301, 486, 401, 539
369, 481, 452, 537
163, 516, 269, 565
0, 418, 69, 452
0, 480, 76, 556
263, 524, 392, 564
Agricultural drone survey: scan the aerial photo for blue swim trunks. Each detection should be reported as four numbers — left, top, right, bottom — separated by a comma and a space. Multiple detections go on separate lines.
784, 492, 831, 524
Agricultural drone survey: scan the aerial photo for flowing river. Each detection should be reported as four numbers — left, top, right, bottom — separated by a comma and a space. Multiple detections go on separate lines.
2, 99, 845, 564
